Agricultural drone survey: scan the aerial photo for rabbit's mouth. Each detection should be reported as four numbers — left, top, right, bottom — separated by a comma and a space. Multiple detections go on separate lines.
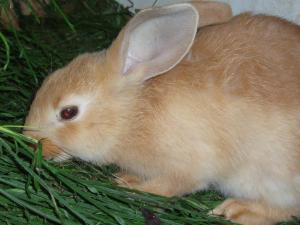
39, 138, 71, 161
23, 128, 72, 162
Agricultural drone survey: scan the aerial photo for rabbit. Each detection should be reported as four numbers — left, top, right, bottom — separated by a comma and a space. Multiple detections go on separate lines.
23, 1, 300, 225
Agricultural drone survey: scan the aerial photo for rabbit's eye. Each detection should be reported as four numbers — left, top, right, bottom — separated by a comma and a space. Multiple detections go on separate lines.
60, 106, 79, 121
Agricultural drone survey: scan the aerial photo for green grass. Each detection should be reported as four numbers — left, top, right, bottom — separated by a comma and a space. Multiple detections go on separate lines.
0, 1, 299, 224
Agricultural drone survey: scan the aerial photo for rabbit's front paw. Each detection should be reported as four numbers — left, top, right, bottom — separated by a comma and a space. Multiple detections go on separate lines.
116, 176, 198, 197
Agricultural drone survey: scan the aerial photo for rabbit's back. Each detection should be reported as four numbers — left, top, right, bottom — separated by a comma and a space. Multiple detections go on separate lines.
187, 13, 300, 105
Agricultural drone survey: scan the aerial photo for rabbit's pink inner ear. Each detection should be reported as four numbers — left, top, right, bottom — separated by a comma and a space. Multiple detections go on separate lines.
107, 3, 199, 82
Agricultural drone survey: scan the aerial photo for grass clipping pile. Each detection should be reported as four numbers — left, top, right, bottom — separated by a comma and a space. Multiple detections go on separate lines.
0, 1, 294, 225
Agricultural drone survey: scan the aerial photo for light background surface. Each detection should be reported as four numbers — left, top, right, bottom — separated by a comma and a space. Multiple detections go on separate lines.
117, 0, 300, 24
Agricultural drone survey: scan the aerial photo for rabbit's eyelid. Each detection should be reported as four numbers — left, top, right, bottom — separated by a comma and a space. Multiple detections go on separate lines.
57, 107, 79, 122
56, 105, 82, 122
54, 95, 93, 122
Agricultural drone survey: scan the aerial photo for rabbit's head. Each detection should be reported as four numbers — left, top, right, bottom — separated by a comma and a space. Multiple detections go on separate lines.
24, 1, 232, 163
24, 3, 202, 162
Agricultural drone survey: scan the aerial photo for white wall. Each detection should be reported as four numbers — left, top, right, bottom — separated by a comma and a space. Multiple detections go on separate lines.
117, 0, 300, 24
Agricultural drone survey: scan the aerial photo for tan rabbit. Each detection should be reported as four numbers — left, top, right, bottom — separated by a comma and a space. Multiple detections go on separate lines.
24, 1, 300, 225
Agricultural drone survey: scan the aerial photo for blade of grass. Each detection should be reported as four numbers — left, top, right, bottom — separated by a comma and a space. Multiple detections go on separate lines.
0, 188, 61, 224
0, 31, 10, 70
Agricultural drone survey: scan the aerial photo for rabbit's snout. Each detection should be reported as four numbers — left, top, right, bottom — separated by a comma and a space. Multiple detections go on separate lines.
38, 138, 64, 160
24, 132, 64, 160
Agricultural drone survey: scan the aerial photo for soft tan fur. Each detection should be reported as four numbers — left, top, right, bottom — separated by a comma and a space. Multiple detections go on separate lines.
24, 2, 300, 225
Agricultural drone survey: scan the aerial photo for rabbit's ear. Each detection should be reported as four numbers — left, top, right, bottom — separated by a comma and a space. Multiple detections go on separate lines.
192, 1, 232, 28
107, 3, 198, 82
